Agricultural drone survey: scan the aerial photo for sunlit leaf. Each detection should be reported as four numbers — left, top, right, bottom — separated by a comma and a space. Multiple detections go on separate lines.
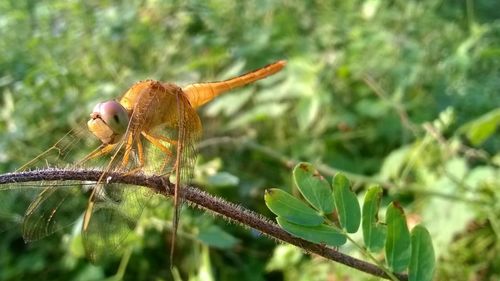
362, 185, 386, 252
227, 103, 289, 129
296, 95, 320, 131
69, 233, 85, 258
265, 188, 323, 226
277, 217, 346, 247
204, 88, 253, 117
266, 245, 303, 271
293, 162, 334, 214
385, 202, 411, 272
332, 173, 360, 233
409, 225, 435, 281
198, 246, 215, 281
206, 172, 240, 187
459, 108, 500, 146
379, 146, 411, 181
197, 225, 239, 249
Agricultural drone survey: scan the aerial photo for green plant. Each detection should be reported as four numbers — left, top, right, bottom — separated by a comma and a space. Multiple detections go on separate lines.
265, 162, 435, 281
1, 0, 499, 280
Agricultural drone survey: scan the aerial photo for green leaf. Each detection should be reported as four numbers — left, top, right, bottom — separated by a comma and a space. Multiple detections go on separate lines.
332, 173, 361, 233
277, 217, 347, 247
409, 225, 435, 281
198, 246, 215, 281
459, 108, 500, 146
379, 146, 411, 181
197, 225, 239, 249
296, 95, 320, 131
228, 102, 290, 129
69, 234, 85, 258
266, 245, 303, 271
206, 172, 240, 187
293, 162, 334, 214
265, 188, 323, 226
362, 185, 386, 252
385, 202, 411, 272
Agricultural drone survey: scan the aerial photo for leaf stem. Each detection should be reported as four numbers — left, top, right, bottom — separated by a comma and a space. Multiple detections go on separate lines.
345, 235, 400, 281
324, 218, 400, 281
114, 245, 133, 280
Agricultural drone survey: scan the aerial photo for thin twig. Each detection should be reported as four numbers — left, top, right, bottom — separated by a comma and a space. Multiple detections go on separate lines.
362, 74, 419, 136
422, 122, 490, 162
0, 169, 408, 281
198, 136, 399, 189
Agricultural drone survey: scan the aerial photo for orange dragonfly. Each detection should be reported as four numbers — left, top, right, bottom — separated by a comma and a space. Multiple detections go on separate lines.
19, 60, 286, 261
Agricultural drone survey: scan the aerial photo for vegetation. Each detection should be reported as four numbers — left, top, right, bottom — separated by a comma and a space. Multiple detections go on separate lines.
0, 0, 499, 280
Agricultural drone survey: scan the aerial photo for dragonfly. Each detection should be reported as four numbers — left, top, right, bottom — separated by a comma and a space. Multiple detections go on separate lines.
19, 60, 286, 261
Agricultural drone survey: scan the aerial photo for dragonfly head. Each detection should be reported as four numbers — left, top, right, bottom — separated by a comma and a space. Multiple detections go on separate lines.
87, 100, 130, 144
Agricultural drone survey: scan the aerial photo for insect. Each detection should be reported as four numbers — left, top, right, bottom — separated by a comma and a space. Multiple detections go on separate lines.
20, 60, 286, 261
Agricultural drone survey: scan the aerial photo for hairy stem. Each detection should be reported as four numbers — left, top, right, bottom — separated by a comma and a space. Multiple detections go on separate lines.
0, 169, 408, 281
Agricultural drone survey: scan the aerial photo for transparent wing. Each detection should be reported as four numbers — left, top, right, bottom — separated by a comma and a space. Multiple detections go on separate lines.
177, 90, 202, 182
82, 183, 154, 262
16, 120, 153, 261
78, 132, 154, 261
17, 125, 100, 241
22, 182, 88, 241
18, 126, 97, 171
170, 89, 202, 258
0, 181, 86, 237
121, 83, 202, 258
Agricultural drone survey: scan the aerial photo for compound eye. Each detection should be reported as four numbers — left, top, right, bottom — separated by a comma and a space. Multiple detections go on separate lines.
95, 101, 129, 135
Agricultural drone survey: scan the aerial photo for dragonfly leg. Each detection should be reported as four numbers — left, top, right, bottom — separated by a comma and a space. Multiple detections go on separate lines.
141, 132, 176, 172
78, 144, 116, 166
121, 136, 145, 175
141, 132, 175, 157
142, 132, 177, 146
136, 136, 145, 167
121, 133, 135, 169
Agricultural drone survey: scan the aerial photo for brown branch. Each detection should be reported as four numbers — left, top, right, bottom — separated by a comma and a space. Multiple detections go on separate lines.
0, 169, 408, 281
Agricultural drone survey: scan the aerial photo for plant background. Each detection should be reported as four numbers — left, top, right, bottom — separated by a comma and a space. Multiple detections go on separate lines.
0, 0, 499, 280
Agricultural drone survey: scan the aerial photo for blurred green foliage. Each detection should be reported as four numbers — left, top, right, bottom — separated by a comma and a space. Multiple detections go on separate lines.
0, 0, 499, 280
